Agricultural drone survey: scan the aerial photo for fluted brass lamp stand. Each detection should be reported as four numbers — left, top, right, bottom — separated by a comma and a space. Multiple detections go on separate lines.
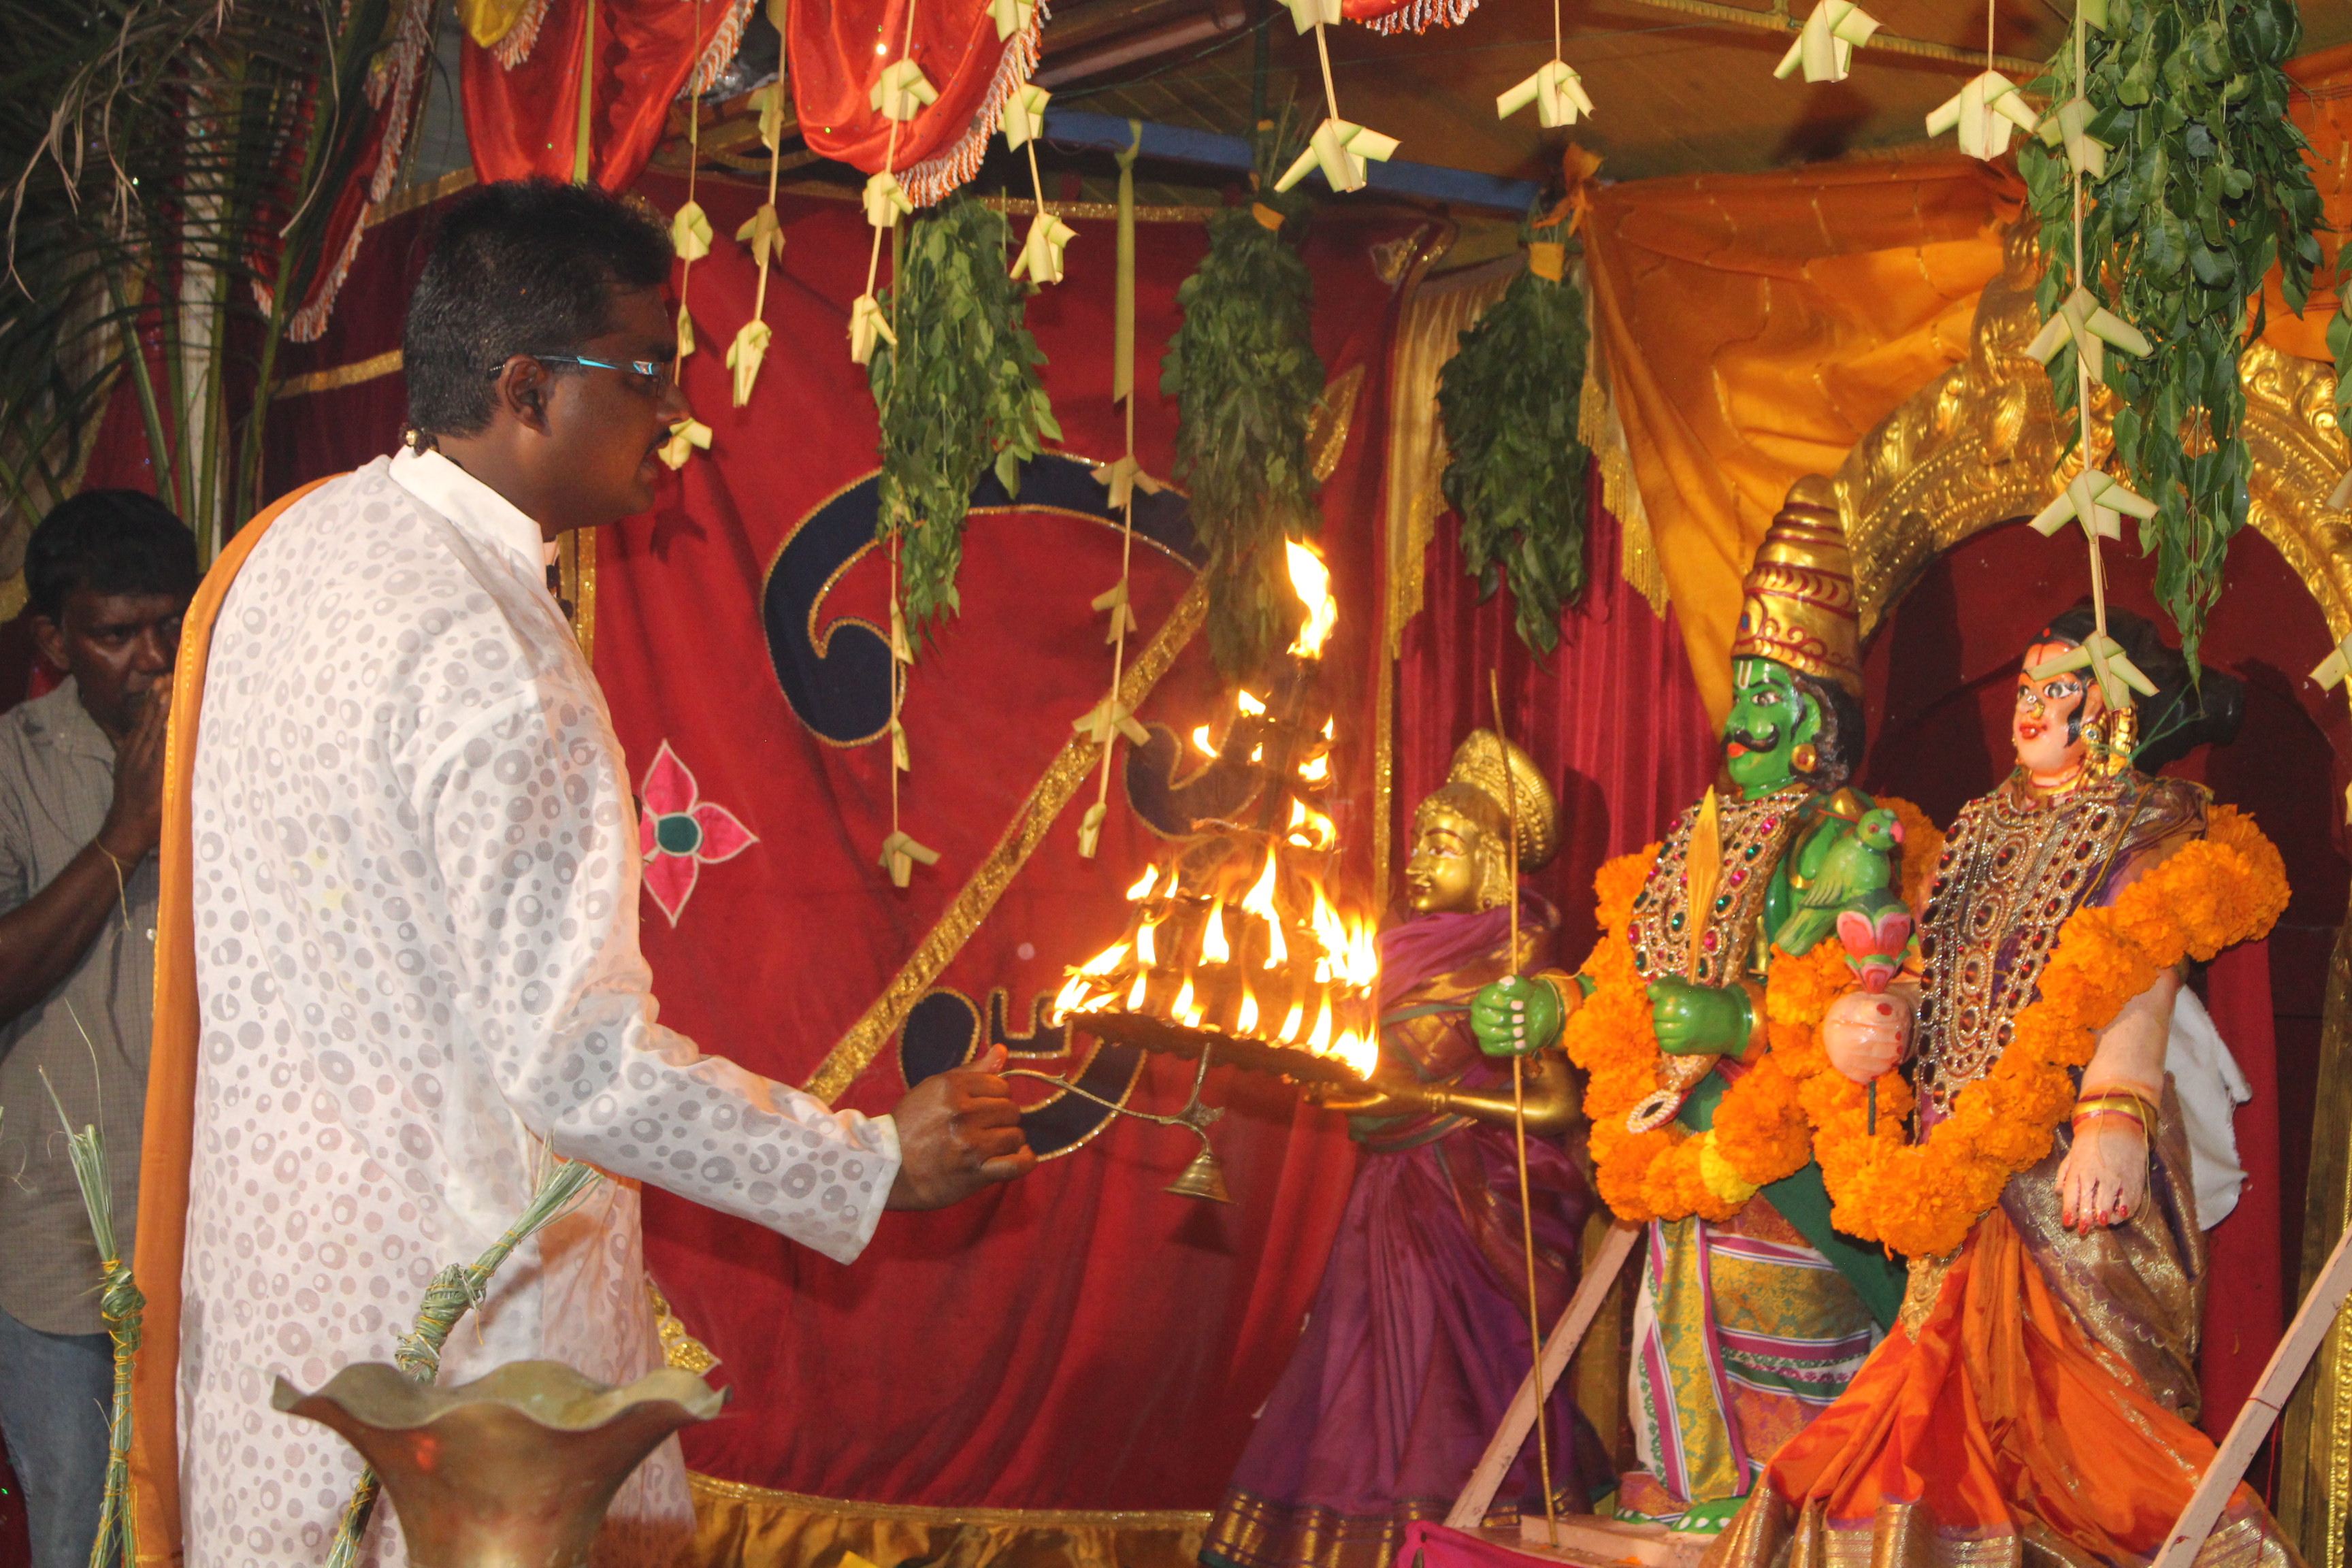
273, 1361, 725, 1568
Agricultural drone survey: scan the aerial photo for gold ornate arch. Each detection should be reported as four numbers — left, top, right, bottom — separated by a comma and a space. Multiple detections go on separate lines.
1815, 221, 2352, 645
1799, 218, 2352, 1565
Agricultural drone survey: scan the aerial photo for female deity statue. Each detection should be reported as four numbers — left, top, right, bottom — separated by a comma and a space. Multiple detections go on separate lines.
1708, 604, 2296, 1568
1198, 730, 1614, 1568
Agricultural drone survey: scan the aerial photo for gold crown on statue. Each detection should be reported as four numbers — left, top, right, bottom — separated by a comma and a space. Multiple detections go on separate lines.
1440, 729, 1558, 873
1730, 477, 1864, 699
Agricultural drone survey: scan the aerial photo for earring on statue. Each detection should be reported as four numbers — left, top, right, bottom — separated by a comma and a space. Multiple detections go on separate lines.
1791, 742, 1818, 773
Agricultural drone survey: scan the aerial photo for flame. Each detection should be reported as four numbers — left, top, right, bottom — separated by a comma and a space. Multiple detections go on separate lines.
1287, 796, 1337, 853
1200, 903, 1230, 964
1051, 939, 1131, 1022
1286, 541, 1338, 659
1339, 916, 1379, 990
1045, 534, 1384, 1064
1239, 853, 1288, 969
1328, 1029, 1377, 1079
1309, 892, 1379, 990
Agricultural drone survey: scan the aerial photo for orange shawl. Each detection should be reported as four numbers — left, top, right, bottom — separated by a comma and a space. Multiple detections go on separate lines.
129, 477, 333, 1568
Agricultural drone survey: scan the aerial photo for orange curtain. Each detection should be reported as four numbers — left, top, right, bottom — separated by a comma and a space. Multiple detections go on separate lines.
2260, 44, 2352, 362
1582, 157, 2016, 722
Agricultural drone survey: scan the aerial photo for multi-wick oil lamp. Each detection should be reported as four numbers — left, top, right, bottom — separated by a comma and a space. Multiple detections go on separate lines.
1034, 541, 1381, 1199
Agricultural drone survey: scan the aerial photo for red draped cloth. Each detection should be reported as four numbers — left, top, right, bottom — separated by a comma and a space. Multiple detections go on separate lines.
1395, 501, 1720, 969
462, 0, 749, 189
787, 0, 1039, 204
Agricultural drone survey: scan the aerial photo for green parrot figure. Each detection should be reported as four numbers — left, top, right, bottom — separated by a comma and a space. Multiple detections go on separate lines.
1772, 806, 1904, 957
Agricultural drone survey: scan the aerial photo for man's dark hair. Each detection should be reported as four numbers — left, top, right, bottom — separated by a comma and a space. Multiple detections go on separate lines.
2042, 602, 2243, 771
26, 490, 200, 623
403, 178, 673, 438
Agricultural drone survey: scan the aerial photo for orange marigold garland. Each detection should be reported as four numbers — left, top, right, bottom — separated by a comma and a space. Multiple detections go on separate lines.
1565, 797, 1942, 1226
1809, 803, 2288, 1259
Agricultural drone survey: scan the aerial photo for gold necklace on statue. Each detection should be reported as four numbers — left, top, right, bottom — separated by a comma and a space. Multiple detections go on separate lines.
1912, 769, 2142, 1115
1626, 783, 1808, 988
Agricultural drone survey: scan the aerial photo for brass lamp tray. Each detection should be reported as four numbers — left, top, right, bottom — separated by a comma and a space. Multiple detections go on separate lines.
1068, 1009, 1367, 1085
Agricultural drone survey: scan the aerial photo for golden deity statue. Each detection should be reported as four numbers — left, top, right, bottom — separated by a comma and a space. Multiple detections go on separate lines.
1200, 732, 1612, 1568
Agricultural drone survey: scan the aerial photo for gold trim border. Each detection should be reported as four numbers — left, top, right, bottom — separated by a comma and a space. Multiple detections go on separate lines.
1832, 222, 2352, 658
558, 524, 596, 664
688, 1472, 1213, 1531
372, 167, 477, 227
801, 576, 1210, 1103
276, 346, 404, 399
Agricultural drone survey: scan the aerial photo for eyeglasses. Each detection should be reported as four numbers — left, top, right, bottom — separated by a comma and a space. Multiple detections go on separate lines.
486, 353, 666, 382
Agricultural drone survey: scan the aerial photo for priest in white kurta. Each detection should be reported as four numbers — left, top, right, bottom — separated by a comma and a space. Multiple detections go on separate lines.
176, 181, 1032, 1568
180, 445, 897, 1565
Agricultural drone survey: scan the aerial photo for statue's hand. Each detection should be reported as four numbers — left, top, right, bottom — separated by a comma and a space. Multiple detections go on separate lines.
1647, 978, 1747, 1057
1304, 1073, 1428, 1119
1820, 990, 1912, 1083
1472, 975, 1565, 1058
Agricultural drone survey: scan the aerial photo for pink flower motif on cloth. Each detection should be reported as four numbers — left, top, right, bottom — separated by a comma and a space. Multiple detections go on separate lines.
636, 740, 758, 926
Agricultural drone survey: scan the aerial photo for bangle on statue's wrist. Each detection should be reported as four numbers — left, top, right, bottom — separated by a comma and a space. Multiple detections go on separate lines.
1735, 979, 1768, 1062
1541, 973, 1582, 1023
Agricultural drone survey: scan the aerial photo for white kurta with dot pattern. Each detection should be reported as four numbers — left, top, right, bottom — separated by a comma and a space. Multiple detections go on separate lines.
180, 449, 898, 1567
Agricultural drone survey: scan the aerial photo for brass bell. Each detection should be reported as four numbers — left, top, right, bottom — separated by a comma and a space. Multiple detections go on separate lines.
1164, 1143, 1233, 1203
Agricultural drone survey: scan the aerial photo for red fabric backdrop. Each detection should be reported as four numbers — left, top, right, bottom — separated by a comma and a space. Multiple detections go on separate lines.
1395, 502, 1720, 970
590, 178, 1426, 1507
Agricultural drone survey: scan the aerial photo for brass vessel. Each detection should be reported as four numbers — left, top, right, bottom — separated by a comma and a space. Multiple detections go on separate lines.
273, 1360, 725, 1568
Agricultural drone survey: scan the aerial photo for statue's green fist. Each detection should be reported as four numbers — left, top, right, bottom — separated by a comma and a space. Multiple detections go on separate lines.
1471, 975, 1564, 1058
1647, 977, 1749, 1057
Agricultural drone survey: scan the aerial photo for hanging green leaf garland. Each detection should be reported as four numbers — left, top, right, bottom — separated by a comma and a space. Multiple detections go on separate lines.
1160, 124, 1325, 682
2018, 0, 2322, 671
868, 194, 1062, 635
1436, 203, 1592, 654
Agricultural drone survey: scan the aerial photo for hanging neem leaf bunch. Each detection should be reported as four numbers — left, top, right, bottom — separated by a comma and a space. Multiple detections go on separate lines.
869, 194, 1061, 634
2018, 0, 2321, 670
1437, 198, 1592, 654
1161, 119, 1325, 682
